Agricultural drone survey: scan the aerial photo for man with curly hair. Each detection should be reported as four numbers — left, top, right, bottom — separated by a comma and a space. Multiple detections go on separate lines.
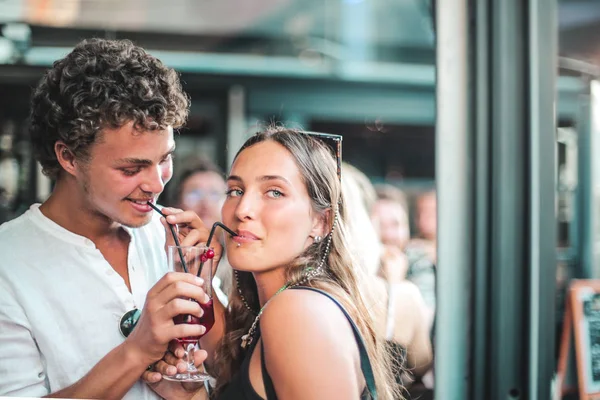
0, 39, 213, 399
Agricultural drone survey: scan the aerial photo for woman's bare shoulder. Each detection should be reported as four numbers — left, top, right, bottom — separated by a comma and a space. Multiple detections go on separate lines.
260, 288, 353, 335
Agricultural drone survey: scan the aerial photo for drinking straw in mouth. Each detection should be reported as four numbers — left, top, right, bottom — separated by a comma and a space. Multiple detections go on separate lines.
197, 222, 237, 278
147, 202, 189, 273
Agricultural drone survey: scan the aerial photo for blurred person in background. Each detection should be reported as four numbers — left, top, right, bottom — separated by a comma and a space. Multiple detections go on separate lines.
370, 184, 411, 284
343, 164, 433, 393
169, 156, 232, 305
0, 38, 212, 399
405, 190, 437, 317
174, 156, 226, 230
371, 185, 436, 323
410, 190, 437, 262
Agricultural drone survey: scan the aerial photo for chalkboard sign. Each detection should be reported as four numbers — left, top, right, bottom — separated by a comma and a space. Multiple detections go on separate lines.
558, 280, 600, 400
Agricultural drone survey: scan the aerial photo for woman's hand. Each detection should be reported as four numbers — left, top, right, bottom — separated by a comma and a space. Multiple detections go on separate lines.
160, 207, 224, 268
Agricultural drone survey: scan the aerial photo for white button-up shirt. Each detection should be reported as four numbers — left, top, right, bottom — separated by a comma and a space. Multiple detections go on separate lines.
0, 204, 168, 399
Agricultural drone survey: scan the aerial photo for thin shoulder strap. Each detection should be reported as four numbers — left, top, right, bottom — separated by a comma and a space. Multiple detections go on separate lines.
259, 336, 278, 400
289, 286, 378, 400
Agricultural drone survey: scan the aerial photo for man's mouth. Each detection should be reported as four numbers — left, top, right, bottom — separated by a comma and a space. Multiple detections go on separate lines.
127, 198, 153, 205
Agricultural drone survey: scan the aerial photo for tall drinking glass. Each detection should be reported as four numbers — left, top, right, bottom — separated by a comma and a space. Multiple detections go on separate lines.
163, 245, 215, 382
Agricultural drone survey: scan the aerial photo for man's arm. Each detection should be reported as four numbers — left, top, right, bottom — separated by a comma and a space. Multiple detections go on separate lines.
0, 272, 209, 398
45, 342, 147, 399
0, 297, 48, 398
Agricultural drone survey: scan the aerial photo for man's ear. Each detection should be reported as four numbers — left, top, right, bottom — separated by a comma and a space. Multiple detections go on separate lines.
54, 142, 78, 177
309, 208, 332, 240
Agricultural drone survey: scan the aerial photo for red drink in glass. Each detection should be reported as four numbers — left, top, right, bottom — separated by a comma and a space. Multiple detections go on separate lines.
164, 245, 215, 383
173, 298, 215, 344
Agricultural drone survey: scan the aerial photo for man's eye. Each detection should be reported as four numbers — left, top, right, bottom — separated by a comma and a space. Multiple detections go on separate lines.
160, 154, 173, 164
121, 168, 142, 176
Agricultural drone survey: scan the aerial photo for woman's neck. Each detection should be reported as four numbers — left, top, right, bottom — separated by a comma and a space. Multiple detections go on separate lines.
253, 267, 289, 307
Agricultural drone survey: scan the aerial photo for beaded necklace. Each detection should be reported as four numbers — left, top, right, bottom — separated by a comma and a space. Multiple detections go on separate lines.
240, 282, 289, 349
239, 265, 325, 349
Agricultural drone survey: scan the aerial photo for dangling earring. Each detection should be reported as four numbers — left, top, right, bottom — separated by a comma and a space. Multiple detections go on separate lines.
313, 235, 322, 243
297, 206, 340, 286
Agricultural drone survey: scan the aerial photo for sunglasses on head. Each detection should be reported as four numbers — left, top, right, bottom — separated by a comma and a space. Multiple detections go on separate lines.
302, 131, 342, 180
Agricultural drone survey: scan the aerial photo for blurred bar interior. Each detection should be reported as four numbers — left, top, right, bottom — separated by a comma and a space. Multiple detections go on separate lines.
1, 0, 600, 399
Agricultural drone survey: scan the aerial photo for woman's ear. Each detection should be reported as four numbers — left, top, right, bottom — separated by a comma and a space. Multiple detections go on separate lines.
54, 142, 78, 176
309, 208, 332, 240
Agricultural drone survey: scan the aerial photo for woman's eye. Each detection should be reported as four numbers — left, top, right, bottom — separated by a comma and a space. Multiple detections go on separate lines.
226, 189, 243, 197
267, 190, 283, 198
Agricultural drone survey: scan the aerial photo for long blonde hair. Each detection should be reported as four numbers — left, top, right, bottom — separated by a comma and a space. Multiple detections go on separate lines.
213, 126, 401, 399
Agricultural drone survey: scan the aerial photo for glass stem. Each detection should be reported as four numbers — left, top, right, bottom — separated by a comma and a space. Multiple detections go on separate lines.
184, 343, 198, 374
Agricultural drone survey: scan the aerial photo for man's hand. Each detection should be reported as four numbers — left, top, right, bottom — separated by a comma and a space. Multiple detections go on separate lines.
124, 272, 209, 366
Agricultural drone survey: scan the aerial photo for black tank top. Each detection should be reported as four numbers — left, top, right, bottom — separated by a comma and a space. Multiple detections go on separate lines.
217, 287, 376, 400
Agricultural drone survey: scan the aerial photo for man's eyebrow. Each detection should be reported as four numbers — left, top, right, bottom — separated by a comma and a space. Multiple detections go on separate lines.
115, 158, 152, 166
115, 145, 176, 165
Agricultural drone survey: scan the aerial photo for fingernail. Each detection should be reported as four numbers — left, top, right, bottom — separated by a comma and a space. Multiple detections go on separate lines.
167, 366, 177, 375
166, 215, 175, 222
200, 325, 206, 334
195, 277, 204, 285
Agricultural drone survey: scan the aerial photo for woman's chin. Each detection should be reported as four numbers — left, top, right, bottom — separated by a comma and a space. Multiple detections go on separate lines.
228, 258, 255, 273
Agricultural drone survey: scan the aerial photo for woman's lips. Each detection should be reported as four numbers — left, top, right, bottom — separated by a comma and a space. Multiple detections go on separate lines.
233, 230, 259, 243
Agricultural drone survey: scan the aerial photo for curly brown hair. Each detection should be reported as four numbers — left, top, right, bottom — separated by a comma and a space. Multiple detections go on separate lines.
29, 38, 190, 179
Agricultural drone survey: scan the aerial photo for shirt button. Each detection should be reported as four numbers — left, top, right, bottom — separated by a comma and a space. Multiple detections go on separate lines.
105, 269, 114, 276
84, 239, 94, 247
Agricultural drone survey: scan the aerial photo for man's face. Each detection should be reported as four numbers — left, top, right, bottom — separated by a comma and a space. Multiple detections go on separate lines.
179, 171, 226, 228
75, 121, 175, 228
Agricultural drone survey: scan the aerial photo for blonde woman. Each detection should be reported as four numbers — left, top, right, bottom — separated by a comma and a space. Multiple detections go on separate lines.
145, 128, 400, 400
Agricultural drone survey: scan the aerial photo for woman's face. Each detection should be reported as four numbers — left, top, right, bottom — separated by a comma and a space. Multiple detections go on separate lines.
371, 199, 410, 249
222, 141, 323, 273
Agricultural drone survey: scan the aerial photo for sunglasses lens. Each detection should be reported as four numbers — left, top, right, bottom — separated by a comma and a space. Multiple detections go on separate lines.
119, 308, 141, 338
303, 132, 342, 179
